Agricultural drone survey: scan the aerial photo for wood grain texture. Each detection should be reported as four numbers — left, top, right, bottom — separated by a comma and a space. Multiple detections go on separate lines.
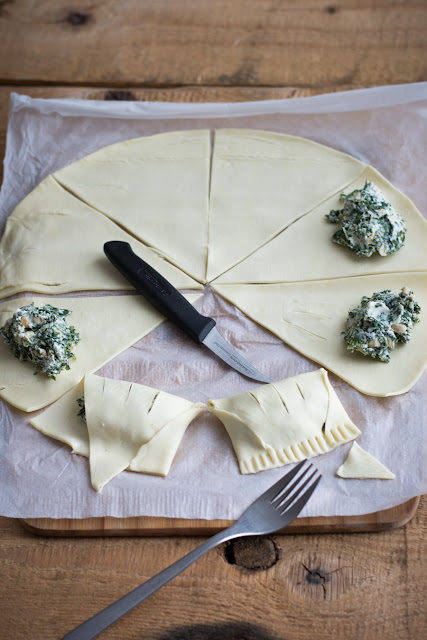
1, 495, 426, 639
20, 497, 420, 537
0, 2, 426, 630
0, 1, 425, 88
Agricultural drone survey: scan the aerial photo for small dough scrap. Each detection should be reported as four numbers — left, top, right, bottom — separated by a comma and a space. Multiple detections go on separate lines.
215, 167, 427, 284
0, 176, 201, 298
213, 273, 427, 397
336, 442, 395, 479
53, 130, 210, 282
0, 293, 201, 411
208, 368, 360, 474
207, 129, 366, 282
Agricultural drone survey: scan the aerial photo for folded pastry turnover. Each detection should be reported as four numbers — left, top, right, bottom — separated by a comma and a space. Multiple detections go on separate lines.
30, 374, 205, 491
208, 369, 360, 474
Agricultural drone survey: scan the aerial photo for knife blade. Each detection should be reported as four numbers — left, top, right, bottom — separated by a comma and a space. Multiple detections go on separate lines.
104, 241, 272, 384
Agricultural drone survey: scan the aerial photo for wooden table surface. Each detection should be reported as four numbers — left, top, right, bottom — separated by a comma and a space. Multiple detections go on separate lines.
0, 2, 426, 639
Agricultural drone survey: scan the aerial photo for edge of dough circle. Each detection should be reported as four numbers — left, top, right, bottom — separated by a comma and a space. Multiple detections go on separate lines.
1, 128, 426, 401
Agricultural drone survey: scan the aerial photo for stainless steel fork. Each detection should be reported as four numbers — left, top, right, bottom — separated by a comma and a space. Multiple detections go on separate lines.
62, 460, 321, 640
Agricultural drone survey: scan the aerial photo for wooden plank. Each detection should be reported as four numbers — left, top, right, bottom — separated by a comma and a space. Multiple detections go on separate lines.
1, 494, 426, 639
21, 497, 420, 537
0, 1, 425, 88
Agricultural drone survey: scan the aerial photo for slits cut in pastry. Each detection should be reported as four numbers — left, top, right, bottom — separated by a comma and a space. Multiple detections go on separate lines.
0, 176, 202, 299
53, 130, 210, 283
30, 374, 205, 492
206, 129, 366, 282
214, 166, 427, 285
336, 442, 395, 479
208, 368, 360, 474
0, 293, 201, 411
213, 273, 427, 397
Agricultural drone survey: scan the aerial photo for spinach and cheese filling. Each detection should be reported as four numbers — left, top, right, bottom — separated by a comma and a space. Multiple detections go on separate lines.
76, 396, 86, 420
0, 303, 80, 379
343, 287, 421, 362
326, 180, 406, 257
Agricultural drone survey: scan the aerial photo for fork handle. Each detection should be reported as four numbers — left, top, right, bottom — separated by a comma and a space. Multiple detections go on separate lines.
62, 524, 243, 640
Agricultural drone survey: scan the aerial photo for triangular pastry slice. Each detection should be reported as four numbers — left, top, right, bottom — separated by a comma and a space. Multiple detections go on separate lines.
0, 293, 201, 411
336, 442, 395, 479
84, 374, 205, 491
215, 166, 427, 284
213, 273, 427, 397
206, 129, 366, 282
53, 130, 210, 282
30, 375, 205, 491
0, 176, 201, 298
208, 369, 360, 474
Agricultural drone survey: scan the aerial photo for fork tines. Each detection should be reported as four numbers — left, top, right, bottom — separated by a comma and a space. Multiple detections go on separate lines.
267, 460, 321, 513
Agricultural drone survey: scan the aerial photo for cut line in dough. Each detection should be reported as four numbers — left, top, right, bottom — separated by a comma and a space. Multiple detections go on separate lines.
0, 176, 202, 299
214, 166, 427, 285
53, 130, 211, 283
206, 129, 366, 282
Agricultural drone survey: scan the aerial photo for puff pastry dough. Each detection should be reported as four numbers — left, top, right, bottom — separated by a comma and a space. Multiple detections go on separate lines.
336, 442, 395, 479
0, 176, 201, 299
30, 374, 205, 491
208, 368, 360, 474
207, 129, 366, 282
213, 273, 427, 397
86, 374, 205, 491
215, 166, 427, 284
0, 293, 201, 411
30, 379, 89, 456
53, 130, 210, 282
1, 129, 425, 400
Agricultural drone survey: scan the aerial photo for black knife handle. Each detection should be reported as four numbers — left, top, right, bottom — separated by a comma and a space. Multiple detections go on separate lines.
104, 241, 216, 344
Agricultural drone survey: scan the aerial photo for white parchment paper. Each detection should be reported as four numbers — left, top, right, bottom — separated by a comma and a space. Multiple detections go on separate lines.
0, 85, 426, 520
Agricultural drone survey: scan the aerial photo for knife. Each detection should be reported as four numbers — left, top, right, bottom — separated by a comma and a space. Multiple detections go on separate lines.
104, 241, 272, 384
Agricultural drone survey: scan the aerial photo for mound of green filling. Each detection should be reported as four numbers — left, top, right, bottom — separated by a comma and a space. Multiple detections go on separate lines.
326, 180, 406, 257
343, 288, 421, 362
76, 396, 86, 420
0, 303, 80, 379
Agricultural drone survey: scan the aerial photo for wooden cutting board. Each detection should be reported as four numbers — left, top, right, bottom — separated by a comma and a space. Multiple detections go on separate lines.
6, 86, 421, 541
21, 496, 419, 536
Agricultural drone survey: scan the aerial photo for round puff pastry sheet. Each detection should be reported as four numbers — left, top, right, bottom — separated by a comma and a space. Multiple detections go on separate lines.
1, 129, 425, 397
